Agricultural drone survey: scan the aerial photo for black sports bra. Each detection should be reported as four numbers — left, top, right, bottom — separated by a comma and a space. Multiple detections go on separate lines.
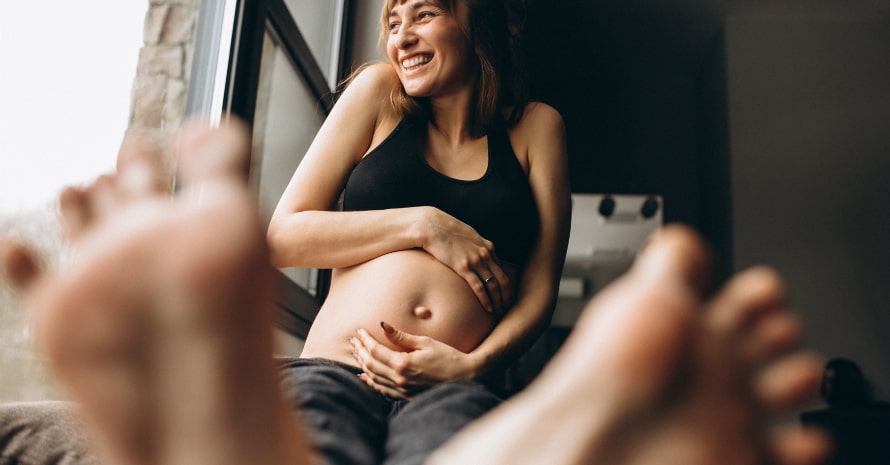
341, 117, 539, 267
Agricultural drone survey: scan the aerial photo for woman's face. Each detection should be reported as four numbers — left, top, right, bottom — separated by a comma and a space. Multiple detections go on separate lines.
385, 0, 476, 98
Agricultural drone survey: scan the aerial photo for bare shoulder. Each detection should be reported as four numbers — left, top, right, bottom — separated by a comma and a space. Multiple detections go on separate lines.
339, 63, 401, 133
517, 102, 565, 134
507, 102, 566, 171
330, 63, 402, 147
340, 63, 399, 109
347, 62, 400, 90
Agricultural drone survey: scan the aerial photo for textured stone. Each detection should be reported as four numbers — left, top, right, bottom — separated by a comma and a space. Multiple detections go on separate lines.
183, 39, 194, 81
163, 77, 188, 131
144, 4, 169, 45
132, 74, 167, 128
137, 44, 184, 78
160, 6, 196, 44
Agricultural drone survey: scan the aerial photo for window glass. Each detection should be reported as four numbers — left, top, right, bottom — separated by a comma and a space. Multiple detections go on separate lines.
284, 0, 345, 89
253, 26, 327, 294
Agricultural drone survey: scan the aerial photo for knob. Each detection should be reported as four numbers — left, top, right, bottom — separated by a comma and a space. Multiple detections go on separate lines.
598, 195, 616, 218
640, 197, 660, 219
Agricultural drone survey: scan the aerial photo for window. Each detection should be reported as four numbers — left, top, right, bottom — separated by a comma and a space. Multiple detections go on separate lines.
187, 0, 352, 336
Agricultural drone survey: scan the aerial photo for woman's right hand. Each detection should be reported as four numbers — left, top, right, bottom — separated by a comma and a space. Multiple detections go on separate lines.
418, 207, 511, 315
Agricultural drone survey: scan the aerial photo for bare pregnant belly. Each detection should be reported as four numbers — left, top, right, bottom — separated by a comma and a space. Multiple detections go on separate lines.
300, 249, 498, 367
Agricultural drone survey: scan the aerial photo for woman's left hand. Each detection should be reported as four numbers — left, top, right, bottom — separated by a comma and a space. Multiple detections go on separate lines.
349, 322, 479, 399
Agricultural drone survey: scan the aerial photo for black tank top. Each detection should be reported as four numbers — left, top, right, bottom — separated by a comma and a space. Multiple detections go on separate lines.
342, 117, 539, 267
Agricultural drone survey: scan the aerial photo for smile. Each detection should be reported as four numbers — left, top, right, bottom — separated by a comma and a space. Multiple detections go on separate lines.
401, 55, 431, 70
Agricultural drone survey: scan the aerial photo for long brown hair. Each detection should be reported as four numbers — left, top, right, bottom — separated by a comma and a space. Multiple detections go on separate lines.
376, 0, 529, 136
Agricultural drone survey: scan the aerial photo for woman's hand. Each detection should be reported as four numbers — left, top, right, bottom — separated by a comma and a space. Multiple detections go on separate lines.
419, 207, 511, 315
349, 322, 480, 399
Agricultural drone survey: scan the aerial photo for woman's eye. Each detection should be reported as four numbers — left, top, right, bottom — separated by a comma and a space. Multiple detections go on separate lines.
388, 22, 400, 31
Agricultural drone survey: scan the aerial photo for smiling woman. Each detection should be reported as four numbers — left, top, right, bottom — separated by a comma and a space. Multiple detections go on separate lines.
262, 0, 572, 462
0, 1, 144, 214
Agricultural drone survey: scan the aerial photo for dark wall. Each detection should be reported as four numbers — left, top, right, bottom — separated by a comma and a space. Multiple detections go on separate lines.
524, 0, 728, 232
523, 0, 890, 398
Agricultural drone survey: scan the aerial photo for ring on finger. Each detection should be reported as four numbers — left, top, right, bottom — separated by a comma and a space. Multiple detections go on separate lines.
483, 275, 495, 284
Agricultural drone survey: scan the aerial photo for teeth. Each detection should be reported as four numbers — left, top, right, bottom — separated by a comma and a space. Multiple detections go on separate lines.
402, 55, 431, 69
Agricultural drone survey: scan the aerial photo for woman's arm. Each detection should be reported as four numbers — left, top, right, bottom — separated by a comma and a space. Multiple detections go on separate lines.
267, 64, 424, 269
465, 102, 572, 375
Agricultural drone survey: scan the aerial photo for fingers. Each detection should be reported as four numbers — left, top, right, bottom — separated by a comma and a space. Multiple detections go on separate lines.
477, 264, 511, 316
350, 329, 415, 389
357, 373, 411, 400
466, 256, 510, 315
424, 210, 512, 314
380, 321, 422, 350
466, 269, 495, 314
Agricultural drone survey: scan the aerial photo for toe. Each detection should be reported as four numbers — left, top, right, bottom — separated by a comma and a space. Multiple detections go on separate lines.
755, 353, 824, 411
566, 224, 712, 407
740, 311, 803, 364
116, 130, 170, 196
1, 240, 41, 290
768, 424, 832, 465
58, 186, 93, 239
87, 174, 124, 222
174, 118, 252, 188
631, 224, 714, 293
707, 266, 787, 336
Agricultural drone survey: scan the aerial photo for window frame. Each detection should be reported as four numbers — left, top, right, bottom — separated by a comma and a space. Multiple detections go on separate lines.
186, 0, 353, 337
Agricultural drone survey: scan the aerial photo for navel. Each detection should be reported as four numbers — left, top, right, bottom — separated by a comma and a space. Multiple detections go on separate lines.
412, 306, 433, 320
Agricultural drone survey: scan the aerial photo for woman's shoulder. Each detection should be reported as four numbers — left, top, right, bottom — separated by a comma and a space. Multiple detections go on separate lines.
504, 102, 566, 171
507, 101, 565, 144
342, 62, 400, 98
516, 101, 564, 128
338, 62, 402, 126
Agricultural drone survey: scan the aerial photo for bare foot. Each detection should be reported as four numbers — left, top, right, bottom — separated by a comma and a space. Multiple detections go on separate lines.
2, 120, 309, 465
428, 225, 829, 465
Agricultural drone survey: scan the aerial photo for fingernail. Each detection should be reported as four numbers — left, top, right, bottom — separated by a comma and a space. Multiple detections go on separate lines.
380, 321, 394, 334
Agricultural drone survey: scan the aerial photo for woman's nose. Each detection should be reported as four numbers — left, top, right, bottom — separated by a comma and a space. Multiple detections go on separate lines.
393, 25, 417, 49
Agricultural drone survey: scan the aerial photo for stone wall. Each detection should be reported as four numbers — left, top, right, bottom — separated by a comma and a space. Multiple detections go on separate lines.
130, 0, 199, 181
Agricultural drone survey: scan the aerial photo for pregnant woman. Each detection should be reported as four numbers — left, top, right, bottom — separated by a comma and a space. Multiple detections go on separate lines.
264, 0, 570, 462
